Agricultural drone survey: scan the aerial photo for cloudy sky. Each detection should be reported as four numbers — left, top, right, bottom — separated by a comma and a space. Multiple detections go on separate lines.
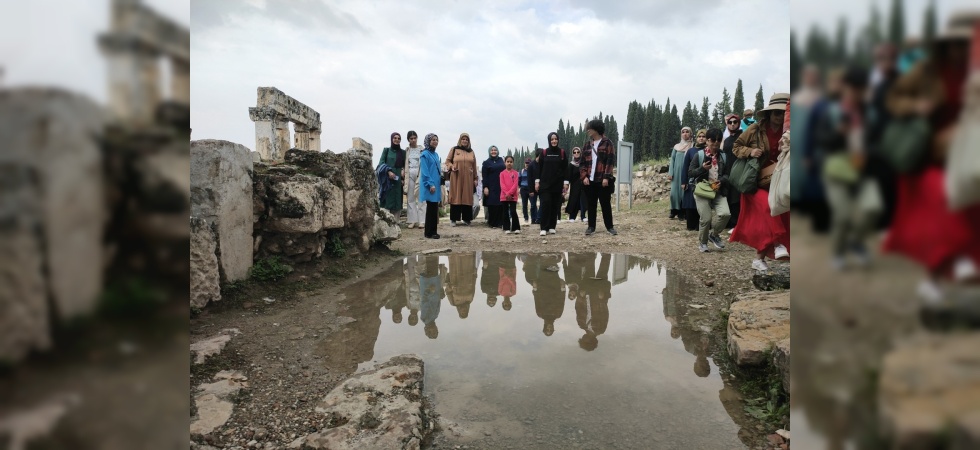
0, 0, 189, 103
191, 0, 790, 162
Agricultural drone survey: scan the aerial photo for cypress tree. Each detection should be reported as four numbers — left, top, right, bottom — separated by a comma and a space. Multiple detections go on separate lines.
888, 0, 905, 46
733, 80, 745, 119
754, 84, 765, 112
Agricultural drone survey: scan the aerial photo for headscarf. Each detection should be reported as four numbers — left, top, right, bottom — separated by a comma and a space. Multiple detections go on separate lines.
390, 132, 405, 168
487, 145, 501, 162
455, 133, 472, 152
423, 133, 437, 151
694, 129, 707, 149
673, 127, 693, 151
570, 147, 582, 167
546, 132, 560, 151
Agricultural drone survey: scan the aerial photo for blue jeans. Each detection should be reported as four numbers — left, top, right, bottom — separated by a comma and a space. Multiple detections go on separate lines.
521, 188, 538, 221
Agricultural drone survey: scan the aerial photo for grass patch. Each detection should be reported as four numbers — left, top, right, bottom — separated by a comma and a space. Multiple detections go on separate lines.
328, 235, 346, 258
97, 277, 168, 317
249, 256, 292, 282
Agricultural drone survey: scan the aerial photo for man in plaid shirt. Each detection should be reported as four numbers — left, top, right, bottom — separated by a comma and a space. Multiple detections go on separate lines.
579, 119, 618, 236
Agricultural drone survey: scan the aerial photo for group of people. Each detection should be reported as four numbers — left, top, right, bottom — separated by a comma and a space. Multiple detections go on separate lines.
666, 94, 792, 272
377, 119, 619, 240
794, 11, 979, 312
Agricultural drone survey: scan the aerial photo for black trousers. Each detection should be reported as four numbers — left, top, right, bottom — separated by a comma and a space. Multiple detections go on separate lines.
585, 182, 614, 230
503, 202, 521, 231
726, 197, 740, 229
425, 201, 440, 237
449, 204, 473, 223
486, 204, 505, 227
539, 191, 562, 231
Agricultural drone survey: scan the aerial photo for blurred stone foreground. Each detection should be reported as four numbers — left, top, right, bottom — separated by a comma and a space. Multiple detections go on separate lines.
0, 0, 190, 448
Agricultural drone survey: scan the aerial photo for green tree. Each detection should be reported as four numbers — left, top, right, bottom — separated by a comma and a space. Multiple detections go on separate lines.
868, 2, 883, 46
888, 0, 905, 45
733, 80, 745, 118
791, 31, 804, 91
834, 17, 849, 64
923, 0, 937, 44
754, 84, 765, 112
698, 97, 710, 132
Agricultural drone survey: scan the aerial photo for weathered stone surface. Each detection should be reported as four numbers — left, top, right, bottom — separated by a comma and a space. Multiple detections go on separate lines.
0, 164, 50, 362
372, 209, 401, 244
773, 337, 790, 394
265, 176, 344, 233
289, 354, 430, 450
727, 291, 790, 366
752, 264, 790, 291
190, 371, 249, 436
0, 394, 81, 450
191, 139, 253, 283
0, 88, 108, 321
878, 333, 980, 449
190, 217, 220, 310
190, 328, 240, 365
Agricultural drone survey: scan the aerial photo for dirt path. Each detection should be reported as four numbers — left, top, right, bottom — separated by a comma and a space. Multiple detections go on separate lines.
190, 199, 790, 449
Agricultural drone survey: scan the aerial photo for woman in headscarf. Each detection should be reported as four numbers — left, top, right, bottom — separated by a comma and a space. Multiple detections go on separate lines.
445, 133, 479, 226
378, 132, 405, 215
419, 133, 443, 239
404, 130, 424, 229
564, 147, 587, 222
681, 129, 707, 231
537, 132, 569, 235
482, 145, 506, 228
668, 127, 693, 219
731, 93, 792, 272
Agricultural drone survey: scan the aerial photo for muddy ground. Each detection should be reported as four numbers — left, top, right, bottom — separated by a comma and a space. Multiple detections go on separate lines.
190, 198, 790, 449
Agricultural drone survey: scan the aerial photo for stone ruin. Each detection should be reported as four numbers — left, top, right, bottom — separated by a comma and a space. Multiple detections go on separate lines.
0, 0, 189, 363
190, 90, 399, 310
248, 87, 322, 162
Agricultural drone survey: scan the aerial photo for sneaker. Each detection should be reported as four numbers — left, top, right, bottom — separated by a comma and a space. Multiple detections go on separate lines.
505, 230, 512, 234
426, 234, 441, 239
953, 256, 978, 282
450, 221, 457, 227
514, 230, 521, 234
751, 259, 769, 272
462, 221, 471, 226
581, 218, 587, 223
607, 228, 618, 236
698, 243, 709, 253
917, 279, 943, 305
585, 228, 595, 236
407, 223, 415, 229
774, 244, 789, 260
540, 230, 547, 236
708, 234, 725, 249
548, 229, 556, 235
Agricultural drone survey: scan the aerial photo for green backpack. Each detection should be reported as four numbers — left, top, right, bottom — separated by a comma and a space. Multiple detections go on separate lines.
880, 117, 930, 173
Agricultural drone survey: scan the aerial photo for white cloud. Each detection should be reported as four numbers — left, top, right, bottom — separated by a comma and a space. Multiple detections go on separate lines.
703, 49, 763, 67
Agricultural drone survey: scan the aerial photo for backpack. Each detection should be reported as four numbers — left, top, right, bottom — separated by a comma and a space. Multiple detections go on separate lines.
697, 150, 726, 167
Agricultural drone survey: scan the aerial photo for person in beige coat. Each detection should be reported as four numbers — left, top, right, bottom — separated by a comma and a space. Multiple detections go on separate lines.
445, 132, 479, 226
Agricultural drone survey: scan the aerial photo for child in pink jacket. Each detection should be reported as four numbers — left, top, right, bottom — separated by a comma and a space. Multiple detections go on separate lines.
499, 155, 521, 234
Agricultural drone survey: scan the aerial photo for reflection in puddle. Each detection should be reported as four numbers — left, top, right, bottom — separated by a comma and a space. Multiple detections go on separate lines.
321, 252, 747, 449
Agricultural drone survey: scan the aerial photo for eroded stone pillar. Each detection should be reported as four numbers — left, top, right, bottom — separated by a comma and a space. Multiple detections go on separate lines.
249, 107, 286, 161
310, 129, 322, 152
170, 57, 189, 106
294, 124, 311, 150
100, 40, 160, 125
275, 119, 291, 158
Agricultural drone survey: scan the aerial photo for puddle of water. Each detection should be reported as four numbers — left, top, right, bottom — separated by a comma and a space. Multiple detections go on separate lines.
321, 252, 747, 449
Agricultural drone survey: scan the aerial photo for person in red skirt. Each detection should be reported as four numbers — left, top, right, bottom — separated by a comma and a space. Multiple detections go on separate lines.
731, 93, 791, 272
881, 12, 980, 308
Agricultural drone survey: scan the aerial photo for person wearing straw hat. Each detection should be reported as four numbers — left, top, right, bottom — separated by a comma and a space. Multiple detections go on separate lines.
731, 93, 791, 272
881, 10, 980, 316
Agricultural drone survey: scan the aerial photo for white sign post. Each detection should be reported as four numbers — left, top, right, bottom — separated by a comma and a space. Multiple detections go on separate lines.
616, 141, 633, 211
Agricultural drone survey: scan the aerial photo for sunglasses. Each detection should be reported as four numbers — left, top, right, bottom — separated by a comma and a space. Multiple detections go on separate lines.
727, 120, 739, 124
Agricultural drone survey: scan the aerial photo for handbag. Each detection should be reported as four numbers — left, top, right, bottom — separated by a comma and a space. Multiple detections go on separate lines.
822, 153, 859, 184
768, 141, 791, 216
693, 180, 716, 199
759, 162, 776, 189
730, 157, 760, 194
881, 117, 930, 173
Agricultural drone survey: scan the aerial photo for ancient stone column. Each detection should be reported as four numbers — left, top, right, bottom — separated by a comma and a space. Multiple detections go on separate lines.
294, 123, 311, 150
275, 119, 291, 158
170, 57, 190, 106
99, 37, 161, 125
309, 129, 322, 152
249, 107, 284, 161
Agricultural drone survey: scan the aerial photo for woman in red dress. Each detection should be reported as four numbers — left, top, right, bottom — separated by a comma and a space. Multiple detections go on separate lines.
731, 93, 792, 272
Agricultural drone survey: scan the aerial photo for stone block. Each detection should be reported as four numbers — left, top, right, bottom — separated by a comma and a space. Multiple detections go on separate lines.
190, 217, 220, 310
372, 209, 401, 244
0, 88, 108, 320
191, 139, 254, 283
727, 291, 790, 366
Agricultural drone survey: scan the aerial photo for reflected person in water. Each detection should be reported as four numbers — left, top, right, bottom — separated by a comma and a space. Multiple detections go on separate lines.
533, 253, 566, 336
480, 253, 501, 307
498, 253, 517, 311
446, 252, 477, 319
575, 253, 612, 350
404, 255, 421, 326
420, 255, 446, 339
